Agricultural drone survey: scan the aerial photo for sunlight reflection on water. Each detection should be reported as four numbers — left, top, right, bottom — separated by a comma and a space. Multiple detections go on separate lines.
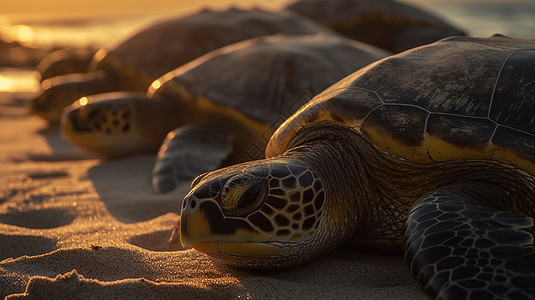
6, 25, 35, 45
0, 13, 167, 48
0, 68, 40, 92
0, 13, 165, 92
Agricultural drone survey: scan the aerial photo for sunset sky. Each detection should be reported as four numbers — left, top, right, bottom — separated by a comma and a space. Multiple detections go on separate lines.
2, 0, 288, 15
1, 0, 512, 15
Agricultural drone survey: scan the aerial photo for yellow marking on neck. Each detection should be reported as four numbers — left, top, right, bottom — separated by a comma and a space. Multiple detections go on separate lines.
427, 134, 490, 162
196, 96, 269, 137
361, 124, 432, 164
491, 144, 535, 176
152, 81, 270, 138
267, 109, 360, 158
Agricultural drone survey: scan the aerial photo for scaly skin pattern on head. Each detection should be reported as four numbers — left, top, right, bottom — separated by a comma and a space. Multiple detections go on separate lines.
180, 123, 405, 268
180, 157, 327, 268
181, 122, 535, 271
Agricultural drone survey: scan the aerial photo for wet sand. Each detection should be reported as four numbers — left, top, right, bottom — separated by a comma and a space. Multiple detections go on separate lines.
0, 92, 427, 299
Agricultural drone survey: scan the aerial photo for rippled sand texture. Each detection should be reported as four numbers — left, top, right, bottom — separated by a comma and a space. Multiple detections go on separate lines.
0, 93, 426, 299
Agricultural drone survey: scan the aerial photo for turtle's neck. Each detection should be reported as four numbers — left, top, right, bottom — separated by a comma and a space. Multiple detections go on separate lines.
283, 122, 535, 250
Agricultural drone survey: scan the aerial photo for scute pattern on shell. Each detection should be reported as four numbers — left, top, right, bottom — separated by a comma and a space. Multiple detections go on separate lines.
268, 35, 535, 175
154, 34, 389, 125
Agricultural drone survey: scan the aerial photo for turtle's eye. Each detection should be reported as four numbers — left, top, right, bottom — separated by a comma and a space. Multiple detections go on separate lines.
220, 174, 267, 216
237, 185, 262, 211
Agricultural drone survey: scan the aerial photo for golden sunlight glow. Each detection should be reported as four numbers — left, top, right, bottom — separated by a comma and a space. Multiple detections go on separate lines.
151, 80, 162, 90
9, 25, 34, 44
2, 0, 289, 15
0, 71, 40, 92
78, 97, 89, 106
0, 76, 13, 92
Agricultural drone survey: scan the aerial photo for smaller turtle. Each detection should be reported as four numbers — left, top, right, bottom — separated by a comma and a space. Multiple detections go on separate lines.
36, 48, 97, 82
31, 8, 328, 123
286, 0, 466, 52
179, 35, 535, 299
60, 33, 389, 193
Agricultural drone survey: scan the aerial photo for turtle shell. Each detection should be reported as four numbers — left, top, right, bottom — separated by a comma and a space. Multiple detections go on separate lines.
286, 0, 465, 52
36, 48, 96, 82
92, 8, 328, 92
150, 33, 389, 134
268, 35, 535, 175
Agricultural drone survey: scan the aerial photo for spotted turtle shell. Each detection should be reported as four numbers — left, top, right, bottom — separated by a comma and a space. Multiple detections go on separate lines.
267, 35, 535, 175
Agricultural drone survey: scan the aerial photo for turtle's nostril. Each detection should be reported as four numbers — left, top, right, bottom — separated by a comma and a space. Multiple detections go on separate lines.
183, 195, 200, 212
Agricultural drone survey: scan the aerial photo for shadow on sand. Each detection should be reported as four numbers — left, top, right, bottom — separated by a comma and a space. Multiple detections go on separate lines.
30, 124, 95, 162
30, 116, 187, 223
87, 154, 188, 223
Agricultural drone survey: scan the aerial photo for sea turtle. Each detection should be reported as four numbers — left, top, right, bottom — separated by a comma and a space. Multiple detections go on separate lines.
286, 0, 465, 53
179, 35, 535, 299
60, 33, 389, 193
30, 8, 328, 123
36, 48, 97, 82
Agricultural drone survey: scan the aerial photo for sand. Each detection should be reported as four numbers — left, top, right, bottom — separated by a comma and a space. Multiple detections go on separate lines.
0, 92, 428, 299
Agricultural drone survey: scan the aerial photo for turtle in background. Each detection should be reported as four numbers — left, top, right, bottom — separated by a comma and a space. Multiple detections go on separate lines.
286, 0, 465, 53
30, 8, 329, 123
179, 35, 535, 299
0, 38, 57, 68
60, 33, 390, 193
36, 48, 97, 82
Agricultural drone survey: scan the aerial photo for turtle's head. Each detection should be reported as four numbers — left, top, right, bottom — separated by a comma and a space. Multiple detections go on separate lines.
60, 92, 178, 158
180, 158, 329, 268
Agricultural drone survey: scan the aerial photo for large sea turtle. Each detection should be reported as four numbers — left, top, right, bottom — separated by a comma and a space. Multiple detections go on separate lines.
60, 33, 389, 193
179, 35, 535, 299
30, 8, 328, 123
286, 0, 465, 53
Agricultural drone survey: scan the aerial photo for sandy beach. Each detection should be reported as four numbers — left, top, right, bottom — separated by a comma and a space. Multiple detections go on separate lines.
0, 92, 428, 299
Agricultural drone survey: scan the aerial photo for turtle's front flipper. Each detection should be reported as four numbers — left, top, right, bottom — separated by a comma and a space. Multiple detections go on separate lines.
404, 185, 535, 299
151, 125, 234, 194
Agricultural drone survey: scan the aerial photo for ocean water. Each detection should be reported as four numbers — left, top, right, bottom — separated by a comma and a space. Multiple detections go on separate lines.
430, 1, 535, 39
0, 0, 534, 92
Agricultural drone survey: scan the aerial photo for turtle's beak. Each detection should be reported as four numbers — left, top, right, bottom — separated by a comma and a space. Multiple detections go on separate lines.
179, 195, 218, 247
180, 194, 277, 255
